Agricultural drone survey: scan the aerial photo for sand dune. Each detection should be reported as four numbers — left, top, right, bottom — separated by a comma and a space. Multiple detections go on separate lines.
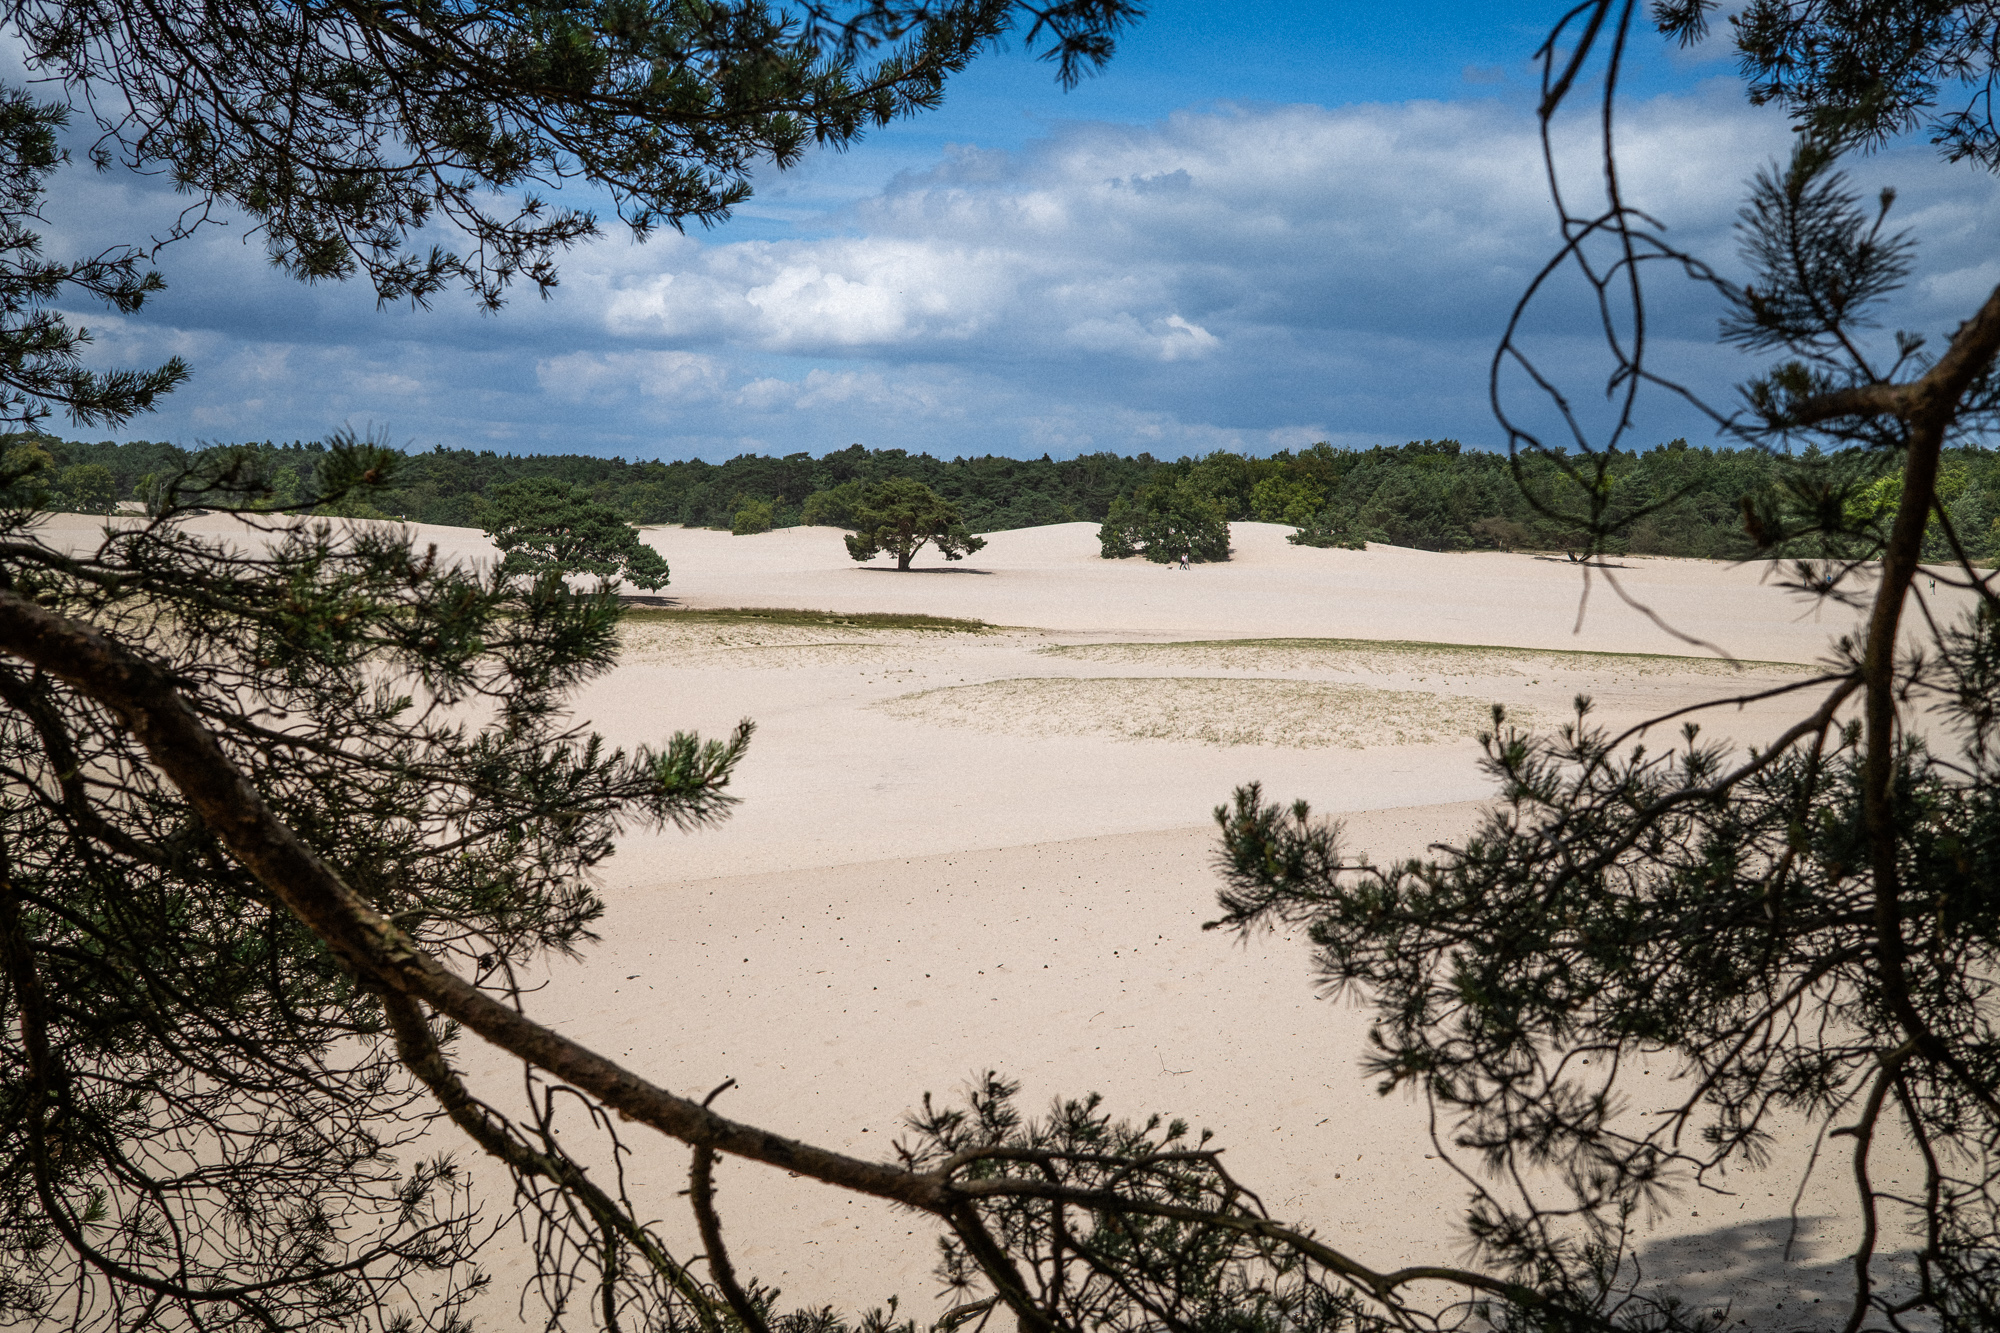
497, 522, 1887, 1326
644, 520, 1861, 663
32, 510, 1905, 1325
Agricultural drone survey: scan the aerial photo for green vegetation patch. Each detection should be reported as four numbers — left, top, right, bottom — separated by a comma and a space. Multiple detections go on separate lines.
1040, 637, 1813, 675
622, 605, 991, 633
879, 676, 1527, 749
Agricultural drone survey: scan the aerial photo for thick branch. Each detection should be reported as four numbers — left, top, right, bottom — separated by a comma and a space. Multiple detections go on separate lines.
949, 1178, 1542, 1310
1787, 281, 2000, 427
0, 587, 948, 1212
0, 587, 1540, 1327
377, 990, 727, 1331
1847, 293, 2000, 1123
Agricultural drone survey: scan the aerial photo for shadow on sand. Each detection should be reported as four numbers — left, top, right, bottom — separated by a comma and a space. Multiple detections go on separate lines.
1628, 1215, 1921, 1331
1531, 554, 1632, 569
856, 566, 996, 575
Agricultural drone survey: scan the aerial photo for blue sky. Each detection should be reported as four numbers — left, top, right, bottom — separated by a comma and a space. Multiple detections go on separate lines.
42, 1, 2000, 460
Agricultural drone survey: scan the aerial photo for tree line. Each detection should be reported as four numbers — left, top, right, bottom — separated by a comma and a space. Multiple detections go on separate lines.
21, 431, 2000, 562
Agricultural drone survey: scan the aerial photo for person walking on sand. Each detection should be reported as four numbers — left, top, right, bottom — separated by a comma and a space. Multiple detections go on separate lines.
1179, 548, 1190, 571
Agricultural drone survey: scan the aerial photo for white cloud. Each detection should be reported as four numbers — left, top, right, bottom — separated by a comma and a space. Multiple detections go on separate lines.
731, 366, 965, 420
1065, 312, 1219, 360
535, 350, 729, 404
562, 90, 1807, 369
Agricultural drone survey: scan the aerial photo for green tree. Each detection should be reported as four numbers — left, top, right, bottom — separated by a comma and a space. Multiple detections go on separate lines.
480, 476, 671, 591
842, 477, 987, 570
801, 479, 870, 528
1097, 477, 1230, 562
1285, 509, 1367, 550
1248, 474, 1324, 525
50, 462, 117, 513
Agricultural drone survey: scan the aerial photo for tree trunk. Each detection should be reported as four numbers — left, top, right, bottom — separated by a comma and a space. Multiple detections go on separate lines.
897, 549, 912, 571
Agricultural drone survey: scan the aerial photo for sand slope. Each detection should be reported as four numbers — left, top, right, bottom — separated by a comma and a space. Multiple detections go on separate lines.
506, 523, 1885, 1326
646, 520, 1859, 661
30, 510, 1901, 1326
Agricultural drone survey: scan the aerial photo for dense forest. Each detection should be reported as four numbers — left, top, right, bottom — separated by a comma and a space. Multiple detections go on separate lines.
15, 432, 2000, 562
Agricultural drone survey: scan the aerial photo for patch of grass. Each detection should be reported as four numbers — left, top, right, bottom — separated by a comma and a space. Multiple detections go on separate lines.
1040, 637, 1812, 671
622, 605, 991, 633
878, 676, 1525, 749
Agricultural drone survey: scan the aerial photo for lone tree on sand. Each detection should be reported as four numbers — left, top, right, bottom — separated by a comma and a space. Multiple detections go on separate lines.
480, 476, 671, 591
843, 477, 987, 570
7, 2, 2000, 1332
1096, 476, 1231, 563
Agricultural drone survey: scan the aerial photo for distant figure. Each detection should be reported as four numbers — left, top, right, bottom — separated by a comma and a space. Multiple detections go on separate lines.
1179, 548, 1191, 571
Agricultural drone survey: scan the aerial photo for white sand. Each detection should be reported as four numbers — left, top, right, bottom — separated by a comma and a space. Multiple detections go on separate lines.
644, 520, 1856, 659
507, 523, 1894, 1327
32, 512, 1916, 1325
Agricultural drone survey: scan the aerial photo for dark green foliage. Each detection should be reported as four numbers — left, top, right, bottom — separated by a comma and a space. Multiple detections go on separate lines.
1248, 473, 1325, 525
12, 438, 1160, 533
1285, 512, 1367, 550
11, 0, 1142, 308
841, 477, 986, 570
1724, 138, 1915, 361
800, 478, 869, 528
753, 444, 1165, 534
1097, 477, 1231, 563
1659, 0, 2000, 170
478, 476, 670, 591
47, 461, 115, 512
0, 88, 185, 430
0, 438, 750, 1330
32, 432, 2000, 564
898, 1076, 1370, 1333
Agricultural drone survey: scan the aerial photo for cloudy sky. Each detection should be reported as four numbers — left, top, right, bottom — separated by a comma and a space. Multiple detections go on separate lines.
37, 0, 2000, 461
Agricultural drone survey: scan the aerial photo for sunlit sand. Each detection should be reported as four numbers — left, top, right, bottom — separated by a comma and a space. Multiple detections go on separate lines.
31, 511, 1905, 1324
500, 521, 1880, 1325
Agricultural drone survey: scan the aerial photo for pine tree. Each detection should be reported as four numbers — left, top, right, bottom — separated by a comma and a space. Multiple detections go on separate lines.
843, 478, 987, 570
480, 476, 671, 591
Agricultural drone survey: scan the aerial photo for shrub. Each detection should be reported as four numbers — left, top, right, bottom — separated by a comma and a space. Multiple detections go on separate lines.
1287, 510, 1369, 549
1249, 475, 1324, 526
800, 480, 866, 528
731, 498, 774, 534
